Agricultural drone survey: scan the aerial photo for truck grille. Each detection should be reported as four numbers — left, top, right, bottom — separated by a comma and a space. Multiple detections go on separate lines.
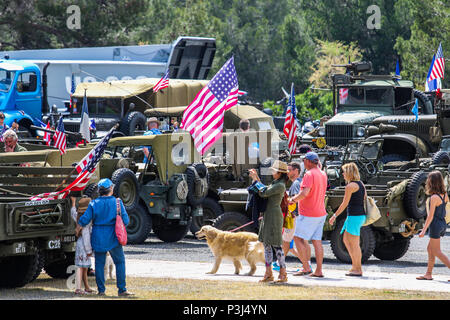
64, 123, 80, 132
325, 124, 353, 147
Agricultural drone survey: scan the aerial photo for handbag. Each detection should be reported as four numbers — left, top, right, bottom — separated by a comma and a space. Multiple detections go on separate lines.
283, 203, 296, 229
280, 192, 289, 215
115, 198, 127, 246
362, 193, 381, 226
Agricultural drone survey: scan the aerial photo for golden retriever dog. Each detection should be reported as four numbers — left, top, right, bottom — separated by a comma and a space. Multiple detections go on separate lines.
195, 225, 265, 276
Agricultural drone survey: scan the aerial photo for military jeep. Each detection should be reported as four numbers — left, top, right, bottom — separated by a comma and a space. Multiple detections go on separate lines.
84, 132, 208, 244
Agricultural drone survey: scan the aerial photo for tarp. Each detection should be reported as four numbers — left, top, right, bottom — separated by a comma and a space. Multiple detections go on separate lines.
73, 78, 209, 108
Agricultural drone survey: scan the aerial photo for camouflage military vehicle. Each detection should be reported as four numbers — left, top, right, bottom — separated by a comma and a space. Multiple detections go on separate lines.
144, 104, 290, 234
302, 61, 433, 163
366, 88, 450, 163
0, 146, 89, 288
83, 132, 208, 244
212, 138, 450, 264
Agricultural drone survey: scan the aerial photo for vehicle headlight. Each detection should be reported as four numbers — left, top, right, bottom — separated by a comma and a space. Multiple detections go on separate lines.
318, 127, 325, 136
356, 126, 365, 137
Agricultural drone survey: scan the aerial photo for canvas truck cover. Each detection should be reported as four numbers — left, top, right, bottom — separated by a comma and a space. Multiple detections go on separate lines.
73, 78, 208, 108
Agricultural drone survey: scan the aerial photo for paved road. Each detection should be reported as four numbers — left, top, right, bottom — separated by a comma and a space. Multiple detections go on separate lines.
124, 227, 450, 277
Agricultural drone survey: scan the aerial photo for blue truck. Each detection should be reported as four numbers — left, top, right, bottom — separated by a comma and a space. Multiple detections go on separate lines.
0, 36, 216, 137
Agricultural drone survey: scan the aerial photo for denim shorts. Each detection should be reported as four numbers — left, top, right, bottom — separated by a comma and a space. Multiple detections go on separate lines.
294, 214, 327, 241
340, 215, 366, 236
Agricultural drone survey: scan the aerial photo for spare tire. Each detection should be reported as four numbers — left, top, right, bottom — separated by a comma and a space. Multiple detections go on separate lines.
186, 165, 208, 207
120, 111, 147, 136
413, 89, 433, 115
403, 171, 428, 220
111, 168, 139, 211
431, 151, 450, 166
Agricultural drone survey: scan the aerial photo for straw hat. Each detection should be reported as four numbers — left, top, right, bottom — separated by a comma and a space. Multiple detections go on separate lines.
147, 117, 160, 126
269, 160, 288, 173
77, 197, 92, 214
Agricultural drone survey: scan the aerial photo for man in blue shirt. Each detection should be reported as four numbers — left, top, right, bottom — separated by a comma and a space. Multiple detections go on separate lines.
143, 117, 162, 163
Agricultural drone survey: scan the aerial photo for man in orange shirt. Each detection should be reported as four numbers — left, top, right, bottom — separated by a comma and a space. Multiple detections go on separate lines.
288, 152, 327, 278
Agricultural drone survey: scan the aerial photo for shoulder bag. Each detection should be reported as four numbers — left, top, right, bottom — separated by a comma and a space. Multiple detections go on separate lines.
115, 198, 128, 246
362, 186, 381, 226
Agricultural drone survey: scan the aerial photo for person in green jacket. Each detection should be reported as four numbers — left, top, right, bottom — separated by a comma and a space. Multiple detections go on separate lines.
249, 160, 288, 283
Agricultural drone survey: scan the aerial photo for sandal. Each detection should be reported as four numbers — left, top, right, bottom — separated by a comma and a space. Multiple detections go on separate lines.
416, 276, 433, 280
75, 289, 87, 295
84, 288, 96, 294
293, 270, 312, 276
345, 273, 362, 277
310, 274, 324, 278
259, 275, 274, 283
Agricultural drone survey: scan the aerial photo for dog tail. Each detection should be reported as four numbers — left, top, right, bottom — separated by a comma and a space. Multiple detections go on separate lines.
247, 241, 264, 254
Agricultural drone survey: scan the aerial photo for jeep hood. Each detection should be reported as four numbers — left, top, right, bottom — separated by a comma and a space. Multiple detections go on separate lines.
325, 111, 384, 125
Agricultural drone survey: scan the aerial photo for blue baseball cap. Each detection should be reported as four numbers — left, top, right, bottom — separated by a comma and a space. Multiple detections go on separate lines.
98, 178, 114, 189
304, 151, 319, 163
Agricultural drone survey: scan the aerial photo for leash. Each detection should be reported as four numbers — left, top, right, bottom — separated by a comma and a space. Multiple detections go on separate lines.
228, 216, 262, 232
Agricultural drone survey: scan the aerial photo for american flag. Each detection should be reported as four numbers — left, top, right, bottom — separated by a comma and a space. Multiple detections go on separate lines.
53, 117, 66, 155
339, 87, 349, 104
429, 43, 445, 81
153, 70, 169, 93
70, 73, 76, 111
29, 126, 116, 201
0, 125, 8, 142
181, 56, 238, 155
35, 118, 52, 146
283, 83, 297, 155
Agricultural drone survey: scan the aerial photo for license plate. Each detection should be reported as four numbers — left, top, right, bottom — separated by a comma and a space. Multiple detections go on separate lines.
61, 235, 76, 243
47, 239, 61, 250
14, 242, 26, 254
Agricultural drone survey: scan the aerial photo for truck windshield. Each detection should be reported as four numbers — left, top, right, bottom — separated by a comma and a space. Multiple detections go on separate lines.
0, 69, 15, 92
339, 87, 393, 106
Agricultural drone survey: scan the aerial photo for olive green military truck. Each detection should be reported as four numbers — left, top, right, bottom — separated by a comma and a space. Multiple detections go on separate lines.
0, 147, 91, 288
303, 61, 433, 163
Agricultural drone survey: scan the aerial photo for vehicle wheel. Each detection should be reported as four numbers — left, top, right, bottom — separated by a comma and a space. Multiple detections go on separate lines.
44, 252, 75, 279
330, 218, 376, 264
190, 197, 223, 234
0, 253, 39, 288
413, 89, 433, 115
83, 183, 99, 199
431, 151, 450, 166
31, 249, 45, 282
380, 153, 409, 164
152, 219, 191, 243
212, 211, 256, 233
120, 111, 147, 136
126, 204, 152, 244
373, 236, 411, 261
186, 166, 208, 207
111, 168, 139, 212
403, 171, 428, 220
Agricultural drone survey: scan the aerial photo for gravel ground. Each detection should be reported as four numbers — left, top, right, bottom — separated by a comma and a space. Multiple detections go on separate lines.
124, 227, 450, 277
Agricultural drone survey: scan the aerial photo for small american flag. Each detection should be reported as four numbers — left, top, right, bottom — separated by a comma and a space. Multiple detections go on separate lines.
53, 117, 66, 155
0, 125, 8, 142
181, 56, 238, 155
339, 88, 349, 104
429, 43, 445, 81
153, 70, 169, 93
29, 126, 116, 201
43, 121, 51, 146
283, 83, 298, 155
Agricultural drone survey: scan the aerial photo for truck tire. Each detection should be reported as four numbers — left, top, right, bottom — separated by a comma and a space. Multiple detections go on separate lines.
44, 252, 75, 279
120, 111, 147, 136
111, 168, 139, 212
83, 183, 99, 199
413, 89, 433, 115
190, 197, 223, 234
152, 219, 191, 243
330, 218, 376, 264
403, 171, 428, 220
0, 253, 39, 288
431, 151, 450, 166
373, 236, 411, 261
186, 166, 208, 207
212, 211, 256, 233
126, 204, 152, 244
31, 249, 45, 282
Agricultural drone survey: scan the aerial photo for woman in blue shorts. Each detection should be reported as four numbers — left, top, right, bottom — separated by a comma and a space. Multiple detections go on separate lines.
329, 162, 366, 277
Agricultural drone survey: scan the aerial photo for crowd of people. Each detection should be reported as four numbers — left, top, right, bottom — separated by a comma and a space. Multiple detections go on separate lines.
248, 148, 450, 284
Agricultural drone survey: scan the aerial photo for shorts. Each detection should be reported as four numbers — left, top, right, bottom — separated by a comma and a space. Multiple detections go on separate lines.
294, 214, 327, 241
340, 215, 366, 236
282, 217, 297, 242
429, 221, 447, 239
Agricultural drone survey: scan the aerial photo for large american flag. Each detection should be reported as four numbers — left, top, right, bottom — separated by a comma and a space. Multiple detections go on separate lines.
283, 83, 298, 155
29, 126, 116, 201
429, 43, 445, 81
181, 56, 238, 155
339, 88, 349, 104
153, 69, 169, 93
53, 117, 66, 155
